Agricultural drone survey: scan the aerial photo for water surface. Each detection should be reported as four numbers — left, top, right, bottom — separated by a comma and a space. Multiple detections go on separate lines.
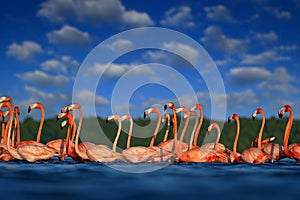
0, 158, 299, 200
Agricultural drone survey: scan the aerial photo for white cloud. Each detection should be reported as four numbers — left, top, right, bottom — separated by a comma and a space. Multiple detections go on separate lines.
259, 67, 298, 93
122, 10, 154, 27
6, 41, 43, 60
109, 39, 133, 53
201, 26, 248, 54
38, 0, 154, 27
16, 70, 69, 86
241, 50, 290, 65
274, 45, 297, 52
255, 32, 278, 41
264, 6, 292, 19
146, 42, 199, 66
47, 25, 92, 45
160, 6, 195, 28
73, 90, 109, 105
204, 5, 236, 23
228, 67, 271, 86
226, 89, 260, 109
41, 56, 80, 74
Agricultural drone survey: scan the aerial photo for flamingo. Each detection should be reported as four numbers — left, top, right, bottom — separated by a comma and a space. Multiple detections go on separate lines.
228, 113, 271, 163
178, 121, 230, 163
162, 113, 171, 142
278, 105, 300, 161
14, 102, 47, 148
85, 114, 124, 162
191, 104, 204, 147
252, 108, 285, 162
11, 106, 20, 146
121, 113, 159, 163
157, 102, 180, 157
0, 102, 58, 162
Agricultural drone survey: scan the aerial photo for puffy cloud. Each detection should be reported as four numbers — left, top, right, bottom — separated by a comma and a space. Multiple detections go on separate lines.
228, 67, 271, 86
204, 5, 237, 23
41, 56, 80, 74
146, 42, 199, 66
201, 26, 248, 54
47, 25, 92, 45
16, 70, 69, 86
160, 6, 195, 28
259, 67, 299, 93
273, 45, 297, 52
264, 6, 292, 19
241, 50, 290, 65
6, 41, 43, 60
37, 0, 154, 27
109, 39, 134, 53
255, 32, 278, 41
73, 90, 109, 105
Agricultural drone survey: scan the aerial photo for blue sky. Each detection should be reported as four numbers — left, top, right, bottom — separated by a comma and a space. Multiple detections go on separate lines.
1, 0, 300, 121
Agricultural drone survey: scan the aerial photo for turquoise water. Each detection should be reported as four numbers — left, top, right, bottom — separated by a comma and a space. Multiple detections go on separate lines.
0, 158, 299, 200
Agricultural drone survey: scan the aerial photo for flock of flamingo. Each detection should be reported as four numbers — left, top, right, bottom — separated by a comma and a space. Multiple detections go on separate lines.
0, 95, 299, 164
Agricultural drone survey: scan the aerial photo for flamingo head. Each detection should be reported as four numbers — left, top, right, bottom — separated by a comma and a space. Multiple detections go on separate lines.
190, 104, 202, 112
67, 103, 80, 112
278, 105, 291, 119
228, 113, 238, 123
57, 112, 73, 121
175, 106, 188, 114
208, 123, 218, 132
0, 96, 11, 103
28, 102, 42, 113
144, 108, 153, 119
0, 102, 10, 109
106, 114, 120, 123
14, 106, 20, 116
121, 114, 131, 121
252, 108, 263, 120
164, 102, 175, 110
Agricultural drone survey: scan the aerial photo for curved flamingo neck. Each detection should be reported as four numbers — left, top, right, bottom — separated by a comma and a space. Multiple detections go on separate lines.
284, 107, 293, 158
71, 108, 77, 142
36, 106, 44, 143
172, 108, 180, 156
233, 116, 240, 161
126, 117, 133, 148
77, 105, 82, 144
212, 125, 221, 150
257, 111, 265, 150
179, 112, 190, 148
113, 119, 121, 152
149, 109, 161, 147
189, 111, 198, 150
193, 106, 203, 146
163, 114, 170, 142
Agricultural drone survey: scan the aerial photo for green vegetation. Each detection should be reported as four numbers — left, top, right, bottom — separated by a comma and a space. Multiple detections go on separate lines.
3, 116, 300, 152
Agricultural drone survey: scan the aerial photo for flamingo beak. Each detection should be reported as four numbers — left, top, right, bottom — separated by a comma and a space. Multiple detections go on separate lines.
278, 113, 283, 119
164, 104, 168, 110
143, 112, 147, 119
227, 117, 232, 123
106, 117, 109, 123
28, 106, 32, 113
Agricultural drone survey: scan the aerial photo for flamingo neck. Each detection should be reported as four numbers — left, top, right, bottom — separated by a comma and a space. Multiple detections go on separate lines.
71, 108, 77, 142
36, 106, 44, 143
257, 112, 265, 150
163, 115, 170, 142
65, 122, 72, 155
6, 104, 13, 148
113, 119, 121, 152
189, 113, 198, 150
76, 106, 82, 144
284, 108, 293, 158
233, 117, 240, 161
1, 117, 4, 143
214, 125, 221, 151
150, 111, 161, 147
193, 107, 203, 146
179, 112, 189, 149
172, 108, 180, 156
126, 118, 133, 148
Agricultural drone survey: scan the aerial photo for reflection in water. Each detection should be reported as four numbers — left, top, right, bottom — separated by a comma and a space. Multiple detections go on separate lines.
0, 158, 299, 200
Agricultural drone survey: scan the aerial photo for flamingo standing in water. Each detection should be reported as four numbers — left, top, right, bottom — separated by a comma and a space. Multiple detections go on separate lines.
178, 122, 230, 163
252, 108, 285, 162
278, 105, 300, 161
228, 113, 271, 163
162, 113, 171, 142
85, 114, 124, 162
158, 102, 180, 157
191, 104, 204, 147
0, 102, 58, 162
121, 113, 159, 163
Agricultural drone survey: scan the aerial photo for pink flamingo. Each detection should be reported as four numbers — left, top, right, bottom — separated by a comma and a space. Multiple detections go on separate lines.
162, 113, 171, 142
228, 113, 271, 163
85, 114, 124, 162
252, 108, 285, 162
278, 105, 300, 161
191, 104, 204, 147
0, 101, 58, 162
